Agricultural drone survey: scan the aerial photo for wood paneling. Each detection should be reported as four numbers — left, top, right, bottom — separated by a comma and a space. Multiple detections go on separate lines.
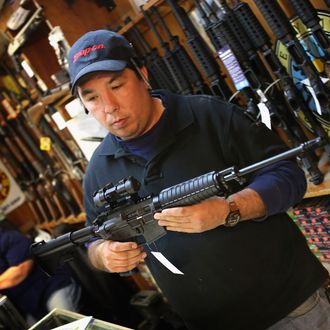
37, 0, 136, 44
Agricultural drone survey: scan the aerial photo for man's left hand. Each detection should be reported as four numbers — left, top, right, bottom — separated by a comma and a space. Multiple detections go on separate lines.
154, 196, 229, 233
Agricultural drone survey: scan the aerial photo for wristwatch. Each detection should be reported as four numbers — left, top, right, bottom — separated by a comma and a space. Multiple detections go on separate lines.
224, 200, 241, 227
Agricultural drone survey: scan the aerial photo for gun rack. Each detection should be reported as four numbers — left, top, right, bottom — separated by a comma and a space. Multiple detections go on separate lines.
0, 0, 329, 234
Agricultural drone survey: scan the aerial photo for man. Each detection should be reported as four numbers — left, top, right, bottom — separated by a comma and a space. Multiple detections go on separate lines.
68, 29, 330, 330
0, 212, 81, 325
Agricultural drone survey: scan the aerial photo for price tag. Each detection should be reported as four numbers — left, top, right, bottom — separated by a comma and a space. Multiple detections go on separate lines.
257, 103, 272, 130
40, 136, 51, 151
151, 252, 184, 275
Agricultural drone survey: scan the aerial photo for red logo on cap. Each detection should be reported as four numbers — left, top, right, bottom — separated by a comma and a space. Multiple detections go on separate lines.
73, 44, 106, 63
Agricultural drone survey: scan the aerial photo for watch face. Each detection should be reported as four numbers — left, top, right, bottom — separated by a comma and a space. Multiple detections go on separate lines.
226, 212, 240, 227
225, 201, 241, 227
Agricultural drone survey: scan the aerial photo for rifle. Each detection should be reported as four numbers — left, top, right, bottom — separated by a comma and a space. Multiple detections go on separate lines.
165, 0, 232, 100
31, 137, 323, 276
27, 102, 86, 181
0, 147, 40, 222
196, 0, 324, 185
0, 104, 82, 219
128, 26, 176, 91
193, 0, 259, 116
141, 7, 193, 95
232, 0, 330, 172
150, 6, 210, 95
254, 0, 330, 115
0, 126, 51, 223
289, 0, 330, 60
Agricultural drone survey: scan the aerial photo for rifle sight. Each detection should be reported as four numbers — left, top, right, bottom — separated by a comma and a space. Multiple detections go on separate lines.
93, 176, 141, 208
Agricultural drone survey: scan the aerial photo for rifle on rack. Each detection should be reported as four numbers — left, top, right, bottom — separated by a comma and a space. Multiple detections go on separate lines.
31, 137, 323, 276
0, 145, 49, 223
232, 0, 330, 158
4, 120, 68, 221
165, 0, 232, 100
128, 26, 176, 91
150, 6, 210, 95
195, 0, 324, 184
0, 104, 82, 220
27, 102, 86, 181
0, 124, 51, 223
289, 0, 330, 60
24, 106, 85, 212
193, 0, 258, 115
141, 7, 193, 95
17, 114, 83, 215
254, 0, 330, 115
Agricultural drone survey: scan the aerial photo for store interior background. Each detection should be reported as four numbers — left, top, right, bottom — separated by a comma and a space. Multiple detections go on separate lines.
0, 0, 330, 328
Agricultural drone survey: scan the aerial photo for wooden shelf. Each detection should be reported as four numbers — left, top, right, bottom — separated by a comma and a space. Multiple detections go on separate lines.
118, 0, 192, 35
37, 212, 86, 231
118, 0, 162, 35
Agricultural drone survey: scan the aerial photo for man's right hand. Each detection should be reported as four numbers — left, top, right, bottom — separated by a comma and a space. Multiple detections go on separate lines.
88, 240, 147, 273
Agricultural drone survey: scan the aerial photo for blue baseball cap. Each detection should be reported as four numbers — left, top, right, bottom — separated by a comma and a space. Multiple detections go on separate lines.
68, 29, 135, 92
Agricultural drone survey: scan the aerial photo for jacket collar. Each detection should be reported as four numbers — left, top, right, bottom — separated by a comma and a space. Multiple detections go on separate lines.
95, 89, 194, 158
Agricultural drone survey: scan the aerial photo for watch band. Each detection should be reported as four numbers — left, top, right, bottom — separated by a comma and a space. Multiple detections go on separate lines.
224, 200, 241, 227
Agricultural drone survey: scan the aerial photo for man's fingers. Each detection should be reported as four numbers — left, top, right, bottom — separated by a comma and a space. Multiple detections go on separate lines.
165, 226, 196, 233
108, 241, 138, 252
112, 252, 146, 266
154, 207, 190, 219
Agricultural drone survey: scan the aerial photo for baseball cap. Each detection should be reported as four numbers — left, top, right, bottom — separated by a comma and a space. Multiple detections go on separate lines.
68, 29, 135, 92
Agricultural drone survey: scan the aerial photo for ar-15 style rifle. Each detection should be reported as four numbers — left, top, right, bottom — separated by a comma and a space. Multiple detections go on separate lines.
141, 7, 193, 95
194, 0, 324, 185
31, 137, 323, 276
166, 0, 232, 100
150, 6, 210, 95
254, 0, 330, 115
193, 0, 258, 116
290, 0, 330, 60
232, 0, 330, 177
128, 26, 176, 91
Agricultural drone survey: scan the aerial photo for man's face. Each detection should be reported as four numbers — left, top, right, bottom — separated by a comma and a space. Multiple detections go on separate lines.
77, 68, 157, 140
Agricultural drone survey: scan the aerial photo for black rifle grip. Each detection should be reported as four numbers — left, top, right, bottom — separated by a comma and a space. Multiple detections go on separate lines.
254, 0, 293, 40
290, 0, 319, 28
157, 171, 222, 209
233, 2, 270, 49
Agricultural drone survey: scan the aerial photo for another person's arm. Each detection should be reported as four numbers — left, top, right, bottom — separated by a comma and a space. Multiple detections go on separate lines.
0, 259, 33, 289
